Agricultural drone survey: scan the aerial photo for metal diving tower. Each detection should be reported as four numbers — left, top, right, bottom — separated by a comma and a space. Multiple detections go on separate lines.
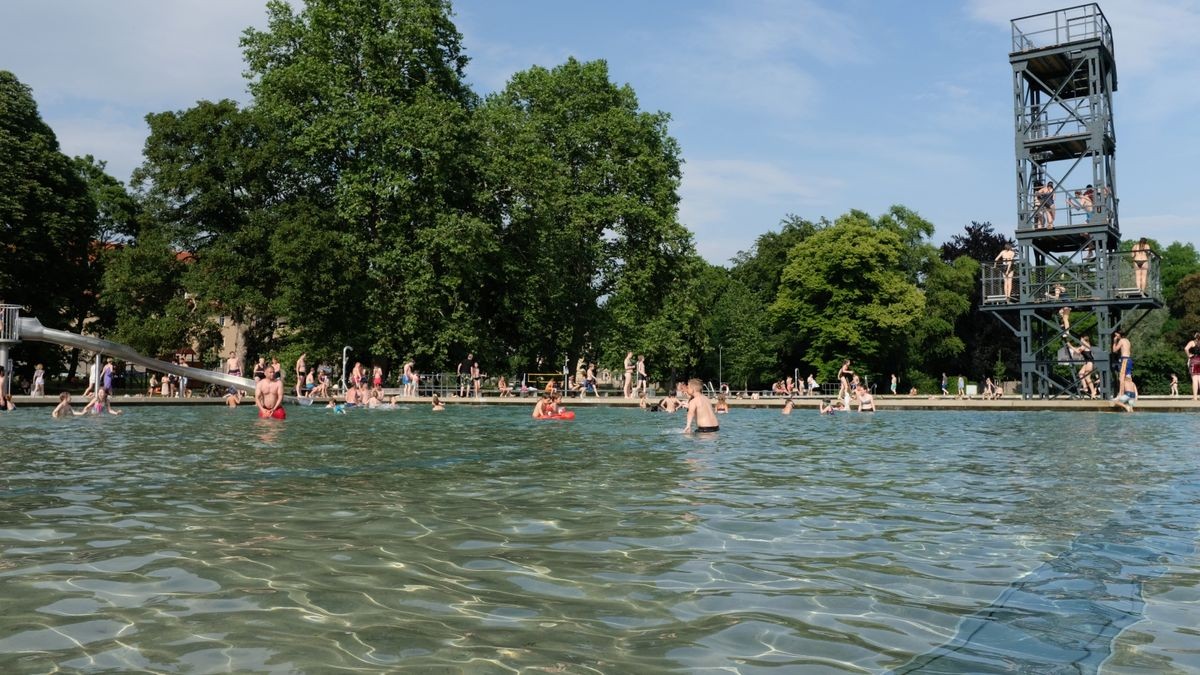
980, 4, 1161, 399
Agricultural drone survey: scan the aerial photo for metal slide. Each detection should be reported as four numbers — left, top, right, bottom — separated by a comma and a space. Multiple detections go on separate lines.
17, 317, 256, 393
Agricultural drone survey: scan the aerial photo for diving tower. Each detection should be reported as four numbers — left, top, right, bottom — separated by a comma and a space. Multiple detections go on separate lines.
980, 4, 1161, 399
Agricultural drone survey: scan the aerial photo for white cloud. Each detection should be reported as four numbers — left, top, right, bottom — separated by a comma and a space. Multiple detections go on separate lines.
47, 114, 149, 185
1130, 213, 1197, 243
647, 0, 868, 120
679, 158, 843, 262
1, 1, 269, 108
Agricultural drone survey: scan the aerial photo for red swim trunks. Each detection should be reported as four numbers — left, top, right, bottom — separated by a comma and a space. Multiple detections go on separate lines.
258, 407, 286, 420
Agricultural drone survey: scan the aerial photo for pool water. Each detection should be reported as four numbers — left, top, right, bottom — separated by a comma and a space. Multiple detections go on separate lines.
1, 405, 1198, 673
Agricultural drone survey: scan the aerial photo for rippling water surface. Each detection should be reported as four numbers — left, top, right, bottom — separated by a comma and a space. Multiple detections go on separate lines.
2, 404, 1198, 673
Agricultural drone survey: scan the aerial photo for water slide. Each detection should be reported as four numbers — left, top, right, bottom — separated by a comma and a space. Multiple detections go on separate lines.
17, 316, 257, 393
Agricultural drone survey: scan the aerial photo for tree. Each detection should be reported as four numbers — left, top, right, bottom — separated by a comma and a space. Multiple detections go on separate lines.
702, 271, 776, 389
770, 211, 925, 378
1157, 242, 1200, 309
100, 227, 218, 358
133, 99, 289, 360
0, 71, 95, 329
241, 0, 489, 369
730, 214, 823, 304
940, 221, 1019, 379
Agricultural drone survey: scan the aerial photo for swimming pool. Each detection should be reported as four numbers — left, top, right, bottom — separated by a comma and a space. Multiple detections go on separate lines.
2, 405, 1198, 672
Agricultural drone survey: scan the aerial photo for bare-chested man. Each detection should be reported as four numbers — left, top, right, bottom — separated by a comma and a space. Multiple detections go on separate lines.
402, 358, 418, 398
294, 353, 307, 398
995, 243, 1016, 300
636, 355, 648, 397
682, 378, 719, 433
226, 351, 242, 377
255, 364, 286, 419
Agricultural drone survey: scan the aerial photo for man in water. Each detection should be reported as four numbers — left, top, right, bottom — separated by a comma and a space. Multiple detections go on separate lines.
255, 364, 286, 419
682, 378, 719, 433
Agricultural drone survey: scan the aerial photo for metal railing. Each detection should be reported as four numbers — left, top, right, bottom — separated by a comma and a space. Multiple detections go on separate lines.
1018, 184, 1115, 230
981, 249, 1160, 305
0, 305, 19, 342
1011, 4, 1112, 54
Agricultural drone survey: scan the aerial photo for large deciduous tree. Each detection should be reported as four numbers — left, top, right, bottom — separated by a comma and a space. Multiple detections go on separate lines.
241, 0, 491, 368
770, 210, 925, 378
0, 71, 95, 328
478, 57, 695, 374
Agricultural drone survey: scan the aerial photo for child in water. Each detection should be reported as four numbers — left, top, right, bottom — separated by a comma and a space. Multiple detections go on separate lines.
52, 392, 79, 418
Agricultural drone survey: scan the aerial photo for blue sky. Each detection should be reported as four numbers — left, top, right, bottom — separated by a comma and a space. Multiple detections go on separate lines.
3, 0, 1197, 264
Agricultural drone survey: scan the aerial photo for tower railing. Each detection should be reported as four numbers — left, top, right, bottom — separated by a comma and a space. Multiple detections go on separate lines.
1011, 4, 1112, 53
980, 250, 1160, 305
1017, 185, 1115, 231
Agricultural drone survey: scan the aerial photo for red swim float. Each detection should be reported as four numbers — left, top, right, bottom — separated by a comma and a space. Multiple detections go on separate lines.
541, 410, 575, 420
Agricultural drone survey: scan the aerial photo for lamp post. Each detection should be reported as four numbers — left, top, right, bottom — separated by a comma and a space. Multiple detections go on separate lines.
341, 346, 352, 393
718, 345, 722, 391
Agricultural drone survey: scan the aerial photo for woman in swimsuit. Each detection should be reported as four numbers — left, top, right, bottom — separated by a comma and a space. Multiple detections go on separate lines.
623, 352, 634, 398
1131, 238, 1151, 294
253, 358, 266, 381
1069, 335, 1097, 398
1185, 332, 1200, 400
837, 360, 852, 399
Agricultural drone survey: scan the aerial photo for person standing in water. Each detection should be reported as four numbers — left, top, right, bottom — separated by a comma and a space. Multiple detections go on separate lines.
255, 364, 286, 419
682, 378, 719, 433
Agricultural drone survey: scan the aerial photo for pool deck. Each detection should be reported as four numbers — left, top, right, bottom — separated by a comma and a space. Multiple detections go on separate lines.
14, 393, 1200, 413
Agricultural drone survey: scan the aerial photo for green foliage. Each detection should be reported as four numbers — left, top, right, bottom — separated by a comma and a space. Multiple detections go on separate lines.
1158, 242, 1200, 309
478, 57, 687, 370
730, 214, 823, 303
770, 212, 925, 378
100, 228, 217, 358
911, 256, 978, 364
0, 71, 96, 327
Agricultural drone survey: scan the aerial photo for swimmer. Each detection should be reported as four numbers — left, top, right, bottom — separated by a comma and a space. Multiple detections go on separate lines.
87, 388, 123, 415
532, 393, 551, 419
431, 394, 445, 411
224, 389, 244, 408
682, 378, 718, 433
819, 399, 836, 415
857, 388, 875, 412
782, 398, 794, 415
715, 394, 729, 414
51, 392, 79, 418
